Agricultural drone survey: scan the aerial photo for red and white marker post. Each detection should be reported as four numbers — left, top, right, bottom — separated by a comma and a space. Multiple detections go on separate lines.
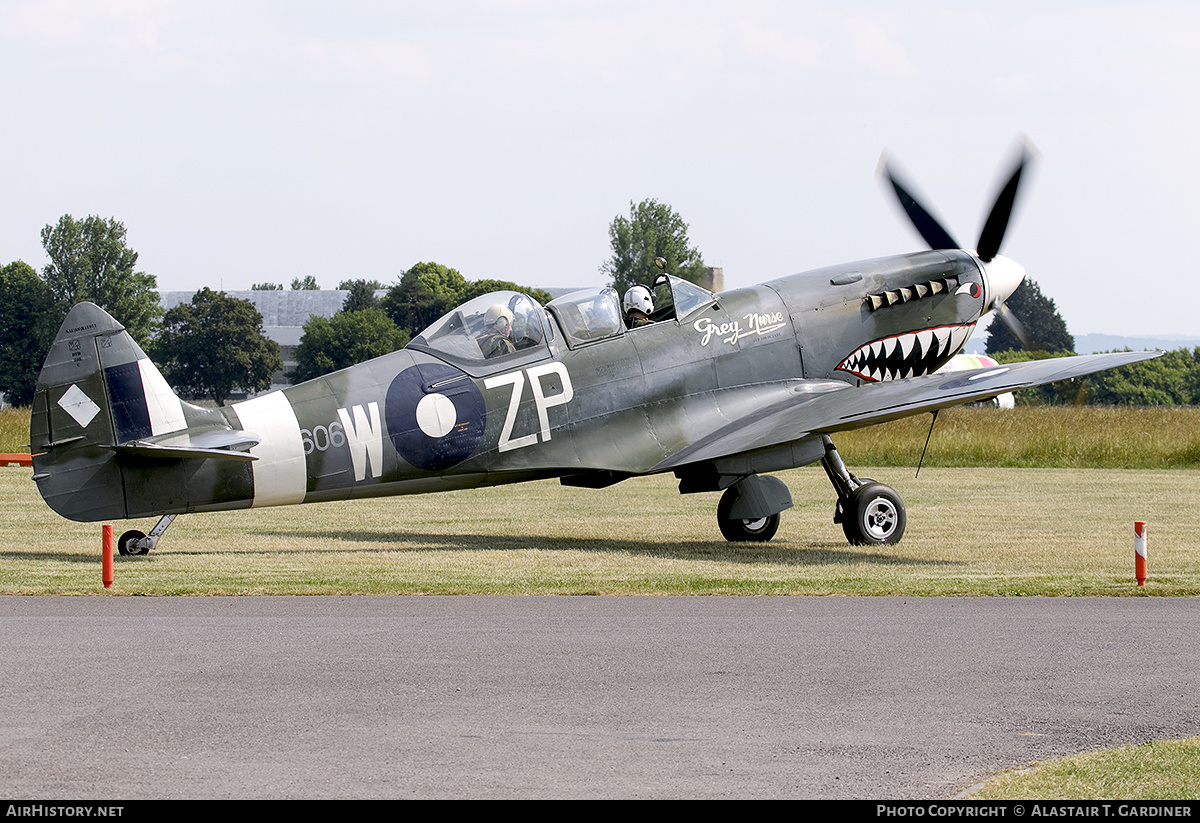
1134, 521, 1148, 587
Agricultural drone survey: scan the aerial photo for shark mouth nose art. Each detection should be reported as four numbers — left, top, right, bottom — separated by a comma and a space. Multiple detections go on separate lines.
837, 323, 975, 382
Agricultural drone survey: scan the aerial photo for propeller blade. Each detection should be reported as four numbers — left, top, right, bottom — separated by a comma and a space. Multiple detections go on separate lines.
976, 140, 1036, 263
877, 154, 959, 251
993, 298, 1035, 351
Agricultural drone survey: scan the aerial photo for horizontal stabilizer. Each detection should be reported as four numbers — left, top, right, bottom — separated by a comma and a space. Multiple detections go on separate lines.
107, 428, 261, 461
107, 445, 256, 462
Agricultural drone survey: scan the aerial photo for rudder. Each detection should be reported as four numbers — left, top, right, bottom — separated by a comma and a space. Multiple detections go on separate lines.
30, 303, 193, 521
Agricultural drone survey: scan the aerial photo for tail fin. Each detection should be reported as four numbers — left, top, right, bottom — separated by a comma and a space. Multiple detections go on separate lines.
30, 303, 204, 521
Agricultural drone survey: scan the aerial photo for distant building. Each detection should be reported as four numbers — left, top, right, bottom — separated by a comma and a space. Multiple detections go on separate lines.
161, 289, 382, 391
701, 267, 724, 293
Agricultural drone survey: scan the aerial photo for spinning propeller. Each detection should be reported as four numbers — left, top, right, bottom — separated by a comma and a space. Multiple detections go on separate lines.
879, 139, 1038, 350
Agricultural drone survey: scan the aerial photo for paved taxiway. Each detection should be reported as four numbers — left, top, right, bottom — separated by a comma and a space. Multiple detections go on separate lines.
2, 596, 1198, 799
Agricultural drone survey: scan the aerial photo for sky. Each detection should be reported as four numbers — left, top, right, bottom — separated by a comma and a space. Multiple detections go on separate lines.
2, 0, 1197, 338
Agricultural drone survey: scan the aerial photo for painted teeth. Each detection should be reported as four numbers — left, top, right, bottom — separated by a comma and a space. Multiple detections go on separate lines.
837, 324, 975, 382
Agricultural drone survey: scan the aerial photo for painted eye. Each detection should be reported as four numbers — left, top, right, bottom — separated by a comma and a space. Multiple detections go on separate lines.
955, 282, 981, 298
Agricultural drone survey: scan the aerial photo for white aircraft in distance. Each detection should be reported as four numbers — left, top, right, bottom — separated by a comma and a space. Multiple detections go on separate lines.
937, 354, 1016, 409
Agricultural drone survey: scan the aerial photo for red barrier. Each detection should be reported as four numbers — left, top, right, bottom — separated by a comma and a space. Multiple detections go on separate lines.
102, 525, 113, 589
0, 453, 31, 467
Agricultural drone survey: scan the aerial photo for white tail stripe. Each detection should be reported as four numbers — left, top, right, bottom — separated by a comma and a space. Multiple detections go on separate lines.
232, 391, 307, 507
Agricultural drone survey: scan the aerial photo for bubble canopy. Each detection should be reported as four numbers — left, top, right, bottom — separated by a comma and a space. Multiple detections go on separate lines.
406, 291, 549, 365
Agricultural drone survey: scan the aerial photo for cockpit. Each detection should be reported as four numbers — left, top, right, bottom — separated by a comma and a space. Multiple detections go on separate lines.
406, 291, 549, 367
545, 274, 716, 349
404, 275, 718, 368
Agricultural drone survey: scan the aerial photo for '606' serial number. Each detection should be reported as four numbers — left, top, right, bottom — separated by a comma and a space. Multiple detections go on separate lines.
300, 422, 346, 454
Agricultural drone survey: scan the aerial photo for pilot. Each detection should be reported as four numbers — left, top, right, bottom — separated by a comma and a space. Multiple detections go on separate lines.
479, 304, 517, 359
506, 295, 540, 351
623, 285, 654, 329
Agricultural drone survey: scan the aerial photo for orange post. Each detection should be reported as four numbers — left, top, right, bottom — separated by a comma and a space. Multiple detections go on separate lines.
102, 524, 113, 589
1134, 521, 1147, 587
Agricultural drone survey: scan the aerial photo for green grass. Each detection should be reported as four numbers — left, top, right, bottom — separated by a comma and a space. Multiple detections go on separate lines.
0, 406, 31, 453
1, 464, 1197, 596
3, 402, 1198, 596
972, 737, 1200, 799
836, 406, 1200, 469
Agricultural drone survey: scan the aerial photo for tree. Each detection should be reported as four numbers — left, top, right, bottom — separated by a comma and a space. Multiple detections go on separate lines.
601, 198, 709, 296
289, 308, 409, 384
985, 278, 1074, 355
40, 214, 161, 345
337, 279, 384, 290
1084, 348, 1200, 406
381, 262, 468, 336
291, 275, 320, 290
379, 262, 555, 339
0, 261, 59, 406
340, 279, 383, 313
152, 288, 282, 406
251, 282, 283, 290
460, 278, 552, 306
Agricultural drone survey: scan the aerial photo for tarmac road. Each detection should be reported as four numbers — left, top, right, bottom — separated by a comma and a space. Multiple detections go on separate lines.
2, 596, 1198, 800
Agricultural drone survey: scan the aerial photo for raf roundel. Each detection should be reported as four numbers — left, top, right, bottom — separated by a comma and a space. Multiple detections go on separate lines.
415, 393, 458, 438
385, 363, 486, 472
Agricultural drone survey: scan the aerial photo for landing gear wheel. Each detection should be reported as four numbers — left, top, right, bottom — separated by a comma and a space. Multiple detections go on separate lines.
841, 483, 906, 546
717, 487, 781, 542
117, 529, 149, 556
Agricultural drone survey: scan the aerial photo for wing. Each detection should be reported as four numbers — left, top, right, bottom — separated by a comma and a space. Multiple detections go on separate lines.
653, 350, 1162, 471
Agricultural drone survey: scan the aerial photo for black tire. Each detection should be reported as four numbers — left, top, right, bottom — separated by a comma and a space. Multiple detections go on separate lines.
117, 529, 149, 556
841, 483, 906, 546
717, 487, 781, 542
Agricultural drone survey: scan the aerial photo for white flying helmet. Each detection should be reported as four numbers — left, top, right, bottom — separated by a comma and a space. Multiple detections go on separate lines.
623, 285, 653, 316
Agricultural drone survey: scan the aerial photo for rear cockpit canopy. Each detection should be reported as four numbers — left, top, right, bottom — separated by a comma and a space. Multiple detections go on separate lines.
545, 288, 624, 348
545, 275, 716, 350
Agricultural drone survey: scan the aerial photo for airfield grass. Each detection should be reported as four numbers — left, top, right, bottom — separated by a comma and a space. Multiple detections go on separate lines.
0, 403, 1197, 596
835, 405, 1200, 469
1, 457, 1198, 596
1, 404, 1199, 595
971, 737, 1200, 799
0, 407, 29, 453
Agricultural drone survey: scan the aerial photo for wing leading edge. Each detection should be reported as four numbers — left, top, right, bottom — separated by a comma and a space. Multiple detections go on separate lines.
653, 350, 1163, 471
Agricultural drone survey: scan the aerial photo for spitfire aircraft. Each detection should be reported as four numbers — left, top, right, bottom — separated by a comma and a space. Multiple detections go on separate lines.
31, 145, 1158, 554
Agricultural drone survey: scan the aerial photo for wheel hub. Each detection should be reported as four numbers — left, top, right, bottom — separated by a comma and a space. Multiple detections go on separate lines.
863, 499, 898, 539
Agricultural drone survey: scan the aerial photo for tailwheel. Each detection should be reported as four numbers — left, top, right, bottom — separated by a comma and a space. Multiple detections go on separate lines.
840, 483, 906, 546
117, 529, 150, 556
115, 516, 177, 556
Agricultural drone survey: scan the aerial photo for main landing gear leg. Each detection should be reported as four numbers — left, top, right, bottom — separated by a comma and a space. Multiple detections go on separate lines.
820, 435, 906, 546
117, 514, 178, 557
